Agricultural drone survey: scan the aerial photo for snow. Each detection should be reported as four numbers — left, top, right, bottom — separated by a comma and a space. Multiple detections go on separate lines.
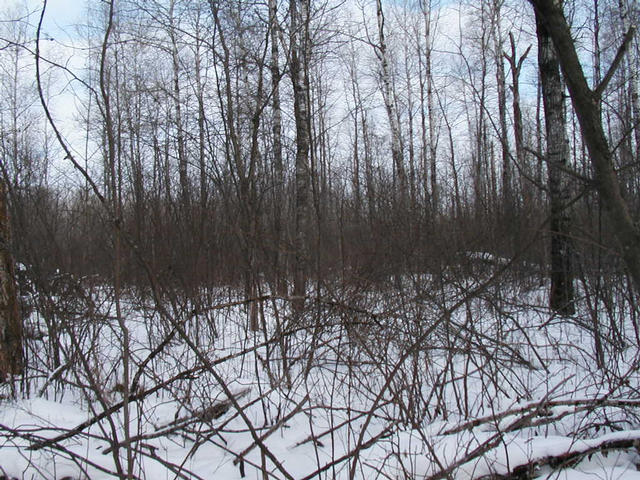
1, 282, 639, 479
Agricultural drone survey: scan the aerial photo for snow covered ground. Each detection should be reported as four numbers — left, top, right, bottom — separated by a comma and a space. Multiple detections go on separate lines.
1, 275, 639, 479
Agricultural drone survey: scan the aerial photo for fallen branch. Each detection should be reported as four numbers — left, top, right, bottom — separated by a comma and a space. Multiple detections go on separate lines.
478, 430, 640, 480
163, 387, 251, 429
233, 393, 309, 465
441, 396, 640, 435
292, 400, 393, 449
102, 388, 251, 456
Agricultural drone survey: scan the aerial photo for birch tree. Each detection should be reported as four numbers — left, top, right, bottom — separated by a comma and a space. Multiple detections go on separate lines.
375, 0, 407, 208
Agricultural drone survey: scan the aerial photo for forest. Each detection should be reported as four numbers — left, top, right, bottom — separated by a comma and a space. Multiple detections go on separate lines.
1, 0, 640, 478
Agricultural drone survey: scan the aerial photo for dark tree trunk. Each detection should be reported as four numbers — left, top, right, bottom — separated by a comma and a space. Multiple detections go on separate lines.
0, 179, 23, 381
290, 0, 312, 313
169, 0, 189, 211
505, 33, 531, 208
492, 2, 511, 215
270, 0, 287, 297
535, 6, 575, 315
530, 0, 640, 296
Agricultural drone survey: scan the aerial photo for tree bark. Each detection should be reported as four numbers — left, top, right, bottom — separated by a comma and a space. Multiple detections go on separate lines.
290, 0, 312, 312
418, 0, 438, 214
0, 179, 22, 381
270, 0, 287, 297
504, 33, 531, 206
535, 3, 575, 315
530, 0, 640, 294
376, 0, 407, 208
169, 0, 189, 210
492, 0, 512, 215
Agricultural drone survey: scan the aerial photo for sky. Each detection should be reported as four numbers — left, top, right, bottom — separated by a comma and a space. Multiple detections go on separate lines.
0, 1, 92, 186
25, 0, 85, 41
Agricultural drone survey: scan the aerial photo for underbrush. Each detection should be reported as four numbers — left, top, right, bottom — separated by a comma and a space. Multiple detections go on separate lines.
1, 273, 639, 479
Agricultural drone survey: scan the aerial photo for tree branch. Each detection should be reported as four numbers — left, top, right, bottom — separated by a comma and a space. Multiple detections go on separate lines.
594, 26, 635, 99
479, 432, 640, 480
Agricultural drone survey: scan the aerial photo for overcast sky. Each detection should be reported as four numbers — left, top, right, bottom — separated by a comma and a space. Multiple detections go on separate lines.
26, 0, 85, 41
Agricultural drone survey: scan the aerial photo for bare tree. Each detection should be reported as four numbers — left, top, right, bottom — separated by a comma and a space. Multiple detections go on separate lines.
491, 0, 512, 215
270, 0, 287, 297
530, 0, 640, 295
418, 0, 439, 214
290, 0, 312, 311
375, 0, 407, 208
504, 31, 531, 205
619, 0, 640, 175
535, 2, 575, 315
168, 0, 190, 210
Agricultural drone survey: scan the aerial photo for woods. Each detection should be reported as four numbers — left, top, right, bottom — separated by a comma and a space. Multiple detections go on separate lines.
1, 0, 640, 478
6, 0, 638, 304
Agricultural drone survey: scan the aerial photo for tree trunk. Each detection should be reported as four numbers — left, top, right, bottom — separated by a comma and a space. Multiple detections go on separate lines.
169, 0, 189, 210
619, 0, 640, 195
290, 0, 312, 313
535, 3, 575, 315
417, 0, 439, 215
0, 180, 22, 381
505, 33, 531, 208
404, 40, 417, 211
424, 2, 438, 215
270, 0, 287, 297
376, 0, 407, 208
530, 0, 640, 296
194, 28, 209, 252
492, 1, 512, 215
